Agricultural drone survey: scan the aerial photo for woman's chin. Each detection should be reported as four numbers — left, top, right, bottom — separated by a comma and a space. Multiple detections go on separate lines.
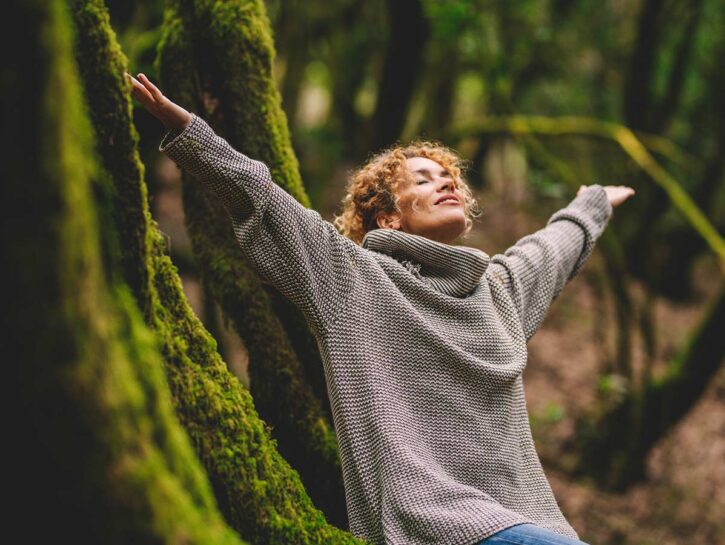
427, 217, 467, 244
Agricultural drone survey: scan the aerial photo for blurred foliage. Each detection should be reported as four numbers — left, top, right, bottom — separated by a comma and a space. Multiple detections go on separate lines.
109, 0, 722, 237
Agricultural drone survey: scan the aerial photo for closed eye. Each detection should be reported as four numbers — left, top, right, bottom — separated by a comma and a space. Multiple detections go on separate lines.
416, 179, 428, 185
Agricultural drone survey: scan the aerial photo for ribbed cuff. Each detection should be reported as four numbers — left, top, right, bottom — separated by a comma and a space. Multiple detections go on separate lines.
566, 185, 611, 224
159, 113, 202, 157
544, 184, 612, 281
547, 184, 611, 230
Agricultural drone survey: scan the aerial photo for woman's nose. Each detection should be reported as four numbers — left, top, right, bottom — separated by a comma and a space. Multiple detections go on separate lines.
437, 178, 454, 191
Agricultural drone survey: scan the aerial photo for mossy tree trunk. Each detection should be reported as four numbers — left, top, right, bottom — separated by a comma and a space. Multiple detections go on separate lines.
67, 0, 361, 542
5, 1, 245, 542
156, 0, 348, 528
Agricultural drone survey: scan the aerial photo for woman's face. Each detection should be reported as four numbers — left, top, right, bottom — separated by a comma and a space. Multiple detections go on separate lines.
377, 156, 467, 244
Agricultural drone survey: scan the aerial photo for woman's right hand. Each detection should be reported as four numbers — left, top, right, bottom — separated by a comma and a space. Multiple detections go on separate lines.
127, 73, 192, 131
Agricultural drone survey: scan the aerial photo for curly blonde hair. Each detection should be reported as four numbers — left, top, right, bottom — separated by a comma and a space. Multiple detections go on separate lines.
333, 141, 481, 244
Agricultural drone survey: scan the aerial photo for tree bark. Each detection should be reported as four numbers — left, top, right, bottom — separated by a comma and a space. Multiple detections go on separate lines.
157, 0, 348, 529
368, 0, 430, 151
68, 0, 360, 541
416, 39, 459, 139
5, 1, 245, 542
326, 1, 376, 160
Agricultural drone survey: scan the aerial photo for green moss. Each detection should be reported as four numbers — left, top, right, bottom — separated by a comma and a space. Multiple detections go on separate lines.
69, 0, 154, 311
157, 1, 349, 528
147, 236, 359, 542
69, 0, 363, 541
7, 1, 244, 542
157, 0, 306, 200
180, 179, 347, 522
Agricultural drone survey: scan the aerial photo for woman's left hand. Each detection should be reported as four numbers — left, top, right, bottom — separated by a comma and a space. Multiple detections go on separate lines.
578, 184, 636, 208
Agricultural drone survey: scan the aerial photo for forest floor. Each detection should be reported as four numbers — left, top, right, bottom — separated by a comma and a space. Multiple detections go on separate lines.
154, 154, 724, 545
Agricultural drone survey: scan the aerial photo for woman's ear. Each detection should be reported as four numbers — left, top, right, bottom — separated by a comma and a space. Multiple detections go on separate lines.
376, 212, 401, 230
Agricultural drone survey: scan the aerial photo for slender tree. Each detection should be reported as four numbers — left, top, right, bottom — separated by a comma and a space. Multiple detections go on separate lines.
368, 0, 430, 151
324, 1, 381, 161
621, 0, 708, 290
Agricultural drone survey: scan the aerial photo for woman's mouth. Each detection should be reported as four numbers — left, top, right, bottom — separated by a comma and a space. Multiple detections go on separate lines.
435, 195, 460, 205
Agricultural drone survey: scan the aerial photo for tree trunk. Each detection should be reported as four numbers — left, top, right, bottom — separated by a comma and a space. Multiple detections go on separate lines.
157, 0, 348, 529
368, 0, 429, 151
416, 39, 459, 139
658, 54, 725, 299
575, 283, 725, 490
621, 0, 706, 289
5, 1, 245, 542
68, 0, 360, 541
326, 1, 376, 160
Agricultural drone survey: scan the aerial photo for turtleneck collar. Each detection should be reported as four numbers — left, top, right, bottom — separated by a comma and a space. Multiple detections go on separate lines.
361, 228, 490, 298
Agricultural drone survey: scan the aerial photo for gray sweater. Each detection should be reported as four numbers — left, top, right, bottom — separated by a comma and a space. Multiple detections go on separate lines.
161, 114, 613, 545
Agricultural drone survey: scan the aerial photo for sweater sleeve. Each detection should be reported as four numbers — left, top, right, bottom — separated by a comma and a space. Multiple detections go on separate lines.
486, 185, 613, 341
159, 114, 359, 333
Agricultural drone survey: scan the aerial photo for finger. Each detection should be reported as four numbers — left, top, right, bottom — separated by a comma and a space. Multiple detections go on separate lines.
126, 72, 145, 93
130, 80, 153, 103
138, 73, 164, 102
128, 75, 156, 105
126, 72, 143, 91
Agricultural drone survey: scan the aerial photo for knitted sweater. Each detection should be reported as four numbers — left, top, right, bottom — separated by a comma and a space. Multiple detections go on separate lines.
161, 114, 613, 545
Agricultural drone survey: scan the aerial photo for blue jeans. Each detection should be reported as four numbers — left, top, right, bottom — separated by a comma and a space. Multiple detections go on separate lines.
476, 523, 591, 545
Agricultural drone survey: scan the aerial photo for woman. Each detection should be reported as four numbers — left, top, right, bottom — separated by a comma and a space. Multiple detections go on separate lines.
130, 73, 634, 545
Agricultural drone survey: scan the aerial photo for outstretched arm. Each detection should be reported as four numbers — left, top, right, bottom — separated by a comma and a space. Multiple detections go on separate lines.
486, 184, 634, 341
129, 74, 359, 333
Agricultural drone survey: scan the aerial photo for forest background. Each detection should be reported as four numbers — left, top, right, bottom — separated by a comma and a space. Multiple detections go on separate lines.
5, 1, 723, 544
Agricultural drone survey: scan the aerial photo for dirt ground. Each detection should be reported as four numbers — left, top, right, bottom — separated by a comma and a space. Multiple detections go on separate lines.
156, 155, 724, 545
